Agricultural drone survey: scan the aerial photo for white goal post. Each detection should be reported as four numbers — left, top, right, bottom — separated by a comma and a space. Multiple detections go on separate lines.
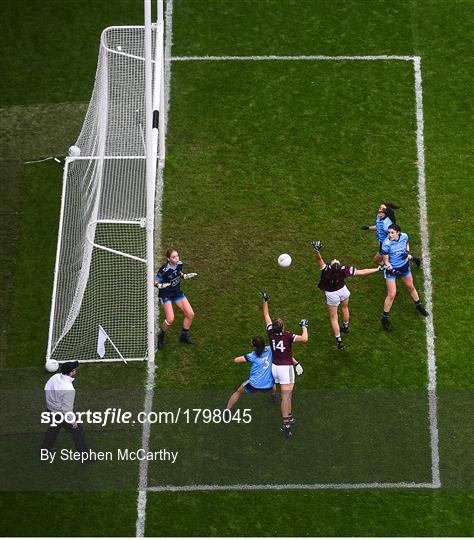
46, 1, 165, 364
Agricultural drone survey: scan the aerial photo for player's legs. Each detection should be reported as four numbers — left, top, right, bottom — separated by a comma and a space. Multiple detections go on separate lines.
161, 301, 175, 330
175, 297, 195, 328
383, 278, 397, 311
402, 274, 429, 316
327, 305, 340, 336
157, 301, 174, 350
401, 273, 419, 301
226, 384, 245, 409
340, 298, 350, 335
382, 278, 397, 331
175, 297, 196, 344
327, 305, 345, 349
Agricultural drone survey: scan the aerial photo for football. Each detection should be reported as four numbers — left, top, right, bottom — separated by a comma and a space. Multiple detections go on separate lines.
45, 360, 59, 373
278, 253, 292, 268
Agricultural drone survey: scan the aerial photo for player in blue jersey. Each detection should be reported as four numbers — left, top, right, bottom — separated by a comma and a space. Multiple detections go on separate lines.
154, 248, 198, 350
225, 336, 277, 410
361, 202, 421, 267
380, 224, 428, 331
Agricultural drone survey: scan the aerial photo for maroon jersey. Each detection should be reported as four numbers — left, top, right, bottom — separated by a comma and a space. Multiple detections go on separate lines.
318, 264, 356, 292
266, 323, 296, 366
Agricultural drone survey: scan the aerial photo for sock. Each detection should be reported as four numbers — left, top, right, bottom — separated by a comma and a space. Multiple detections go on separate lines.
335, 335, 342, 341
383, 311, 390, 318
414, 300, 421, 306
181, 327, 189, 336
159, 328, 166, 335
283, 416, 291, 426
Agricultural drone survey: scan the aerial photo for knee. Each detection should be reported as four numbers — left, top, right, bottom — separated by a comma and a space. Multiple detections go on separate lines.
164, 314, 174, 326
186, 309, 195, 320
386, 291, 396, 301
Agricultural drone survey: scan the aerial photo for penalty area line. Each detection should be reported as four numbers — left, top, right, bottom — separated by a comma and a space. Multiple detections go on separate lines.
171, 54, 417, 62
413, 56, 441, 489
146, 482, 436, 492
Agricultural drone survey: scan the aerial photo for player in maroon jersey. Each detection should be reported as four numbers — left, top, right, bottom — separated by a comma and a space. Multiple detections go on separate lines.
311, 240, 383, 349
261, 292, 308, 437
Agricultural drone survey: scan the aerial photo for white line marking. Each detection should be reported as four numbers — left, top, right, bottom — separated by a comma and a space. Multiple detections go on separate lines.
413, 56, 441, 488
147, 482, 436, 492
135, 1, 174, 537
171, 54, 415, 61
137, 53, 440, 507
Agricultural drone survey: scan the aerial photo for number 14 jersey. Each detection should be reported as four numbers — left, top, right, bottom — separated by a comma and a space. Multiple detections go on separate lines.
266, 323, 296, 366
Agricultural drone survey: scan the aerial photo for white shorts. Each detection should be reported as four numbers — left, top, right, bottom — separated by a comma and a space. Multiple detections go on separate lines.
325, 285, 351, 307
272, 364, 295, 385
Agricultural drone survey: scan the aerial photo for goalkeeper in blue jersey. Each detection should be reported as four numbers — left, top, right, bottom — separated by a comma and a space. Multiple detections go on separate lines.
154, 248, 197, 350
380, 224, 428, 331
361, 202, 421, 268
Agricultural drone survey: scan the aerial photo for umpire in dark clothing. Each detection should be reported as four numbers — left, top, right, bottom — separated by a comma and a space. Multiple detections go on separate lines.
40, 361, 89, 452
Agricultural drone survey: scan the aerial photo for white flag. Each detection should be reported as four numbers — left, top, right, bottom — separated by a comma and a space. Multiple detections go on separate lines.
97, 325, 109, 358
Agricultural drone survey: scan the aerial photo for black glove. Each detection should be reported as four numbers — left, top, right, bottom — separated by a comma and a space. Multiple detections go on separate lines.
360, 226, 370, 230
311, 240, 322, 253
261, 292, 270, 303
386, 266, 399, 276
299, 319, 309, 328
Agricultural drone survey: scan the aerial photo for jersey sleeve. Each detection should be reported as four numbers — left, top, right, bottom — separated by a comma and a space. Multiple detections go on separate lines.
266, 323, 273, 332
380, 240, 390, 255
155, 265, 165, 283
244, 353, 254, 363
342, 266, 356, 278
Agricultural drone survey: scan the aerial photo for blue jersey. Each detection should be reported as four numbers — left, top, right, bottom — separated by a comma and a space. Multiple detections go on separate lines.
376, 214, 393, 242
244, 346, 274, 389
381, 232, 410, 268
155, 261, 183, 298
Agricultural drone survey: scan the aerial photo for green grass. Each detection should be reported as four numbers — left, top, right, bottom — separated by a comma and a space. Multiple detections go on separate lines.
1, 0, 473, 536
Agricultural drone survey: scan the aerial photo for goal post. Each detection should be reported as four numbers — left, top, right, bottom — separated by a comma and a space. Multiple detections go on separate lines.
46, 2, 164, 365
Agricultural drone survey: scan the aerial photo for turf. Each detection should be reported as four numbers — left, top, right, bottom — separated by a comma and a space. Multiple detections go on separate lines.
0, 0, 473, 536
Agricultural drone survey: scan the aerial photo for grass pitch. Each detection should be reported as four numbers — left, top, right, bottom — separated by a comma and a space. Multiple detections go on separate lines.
1, 0, 473, 536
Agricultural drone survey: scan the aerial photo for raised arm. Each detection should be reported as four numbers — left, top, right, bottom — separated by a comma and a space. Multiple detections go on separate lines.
311, 240, 325, 269
294, 319, 309, 343
261, 292, 272, 326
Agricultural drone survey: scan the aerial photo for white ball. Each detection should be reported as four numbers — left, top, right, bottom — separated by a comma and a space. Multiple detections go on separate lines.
45, 360, 59, 373
117, 45, 122, 51
278, 253, 292, 268
68, 145, 81, 157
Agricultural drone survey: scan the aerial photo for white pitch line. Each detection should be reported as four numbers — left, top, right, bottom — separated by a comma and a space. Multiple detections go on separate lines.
171, 54, 415, 61
147, 481, 436, 492
135, 1, 174, 538
413, 56, 441, 488
138, 51, 440, 518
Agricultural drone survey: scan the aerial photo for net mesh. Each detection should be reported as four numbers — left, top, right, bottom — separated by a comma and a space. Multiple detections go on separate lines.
48, 26, 156, 362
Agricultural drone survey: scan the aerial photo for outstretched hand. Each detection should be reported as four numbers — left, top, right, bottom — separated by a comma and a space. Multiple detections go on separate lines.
311, 240, 322, 253
260, 292, 270, 303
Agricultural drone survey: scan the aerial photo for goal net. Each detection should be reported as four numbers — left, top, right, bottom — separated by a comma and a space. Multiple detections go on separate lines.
47, 24, 161, 363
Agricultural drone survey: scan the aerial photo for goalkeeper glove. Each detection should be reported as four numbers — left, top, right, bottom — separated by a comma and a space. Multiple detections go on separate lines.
261, 292, 270, 303
360, 225, 370, 230
295, 362, 304, 376
311, 240, 322, 252
155, 282, 171, 289
299, 319, 309, 328
183, 272, 198, 280
378, 264, 389, 272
